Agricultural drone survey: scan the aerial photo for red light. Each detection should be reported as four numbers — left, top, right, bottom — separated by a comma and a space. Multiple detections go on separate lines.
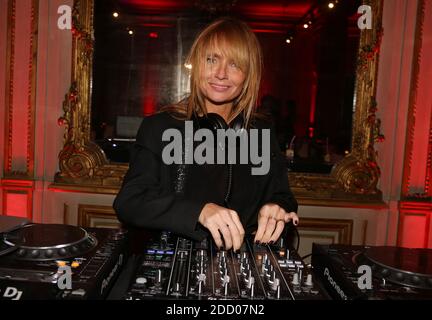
149, 32, 158, 38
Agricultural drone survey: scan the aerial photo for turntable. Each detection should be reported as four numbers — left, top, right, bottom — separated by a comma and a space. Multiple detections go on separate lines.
2, 224, 98, 261
312, 243, 432, 300
0, 223, 128, 300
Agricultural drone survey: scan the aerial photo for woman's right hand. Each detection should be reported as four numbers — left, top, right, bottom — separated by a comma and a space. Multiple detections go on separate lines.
198, 203, 245, 251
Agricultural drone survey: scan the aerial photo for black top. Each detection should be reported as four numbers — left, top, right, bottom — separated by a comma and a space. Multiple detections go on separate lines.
113, 111, 298, 241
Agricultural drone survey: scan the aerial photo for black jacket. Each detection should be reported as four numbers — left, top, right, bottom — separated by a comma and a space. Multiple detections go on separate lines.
113, 111, 298, 241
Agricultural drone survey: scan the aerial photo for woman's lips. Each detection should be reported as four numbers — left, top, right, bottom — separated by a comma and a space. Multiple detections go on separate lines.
209, 83, 230, 92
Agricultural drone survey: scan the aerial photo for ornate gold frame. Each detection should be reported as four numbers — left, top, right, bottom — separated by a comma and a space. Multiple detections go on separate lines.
52, 0, 384, 205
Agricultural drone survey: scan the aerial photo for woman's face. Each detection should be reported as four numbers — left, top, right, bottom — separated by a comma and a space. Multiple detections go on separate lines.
199, 50, 246, 111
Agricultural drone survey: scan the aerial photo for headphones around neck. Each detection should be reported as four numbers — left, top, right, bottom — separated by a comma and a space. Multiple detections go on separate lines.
194, 113, 244, 133
192, 112, 244, 207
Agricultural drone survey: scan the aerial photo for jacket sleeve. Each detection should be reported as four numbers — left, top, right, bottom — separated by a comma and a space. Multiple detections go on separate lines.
264, 125, 298, 214
113, 116, 209, 241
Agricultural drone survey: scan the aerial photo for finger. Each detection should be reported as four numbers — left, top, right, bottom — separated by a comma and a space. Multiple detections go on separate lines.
217, 222, 233, 250
227, 223, 242, 252
274, 207, 287, 221
285, 212, 299, 225
261, 217, 277, 244
207, 225, 223, 249
223, 212, 241, 251
228, 211, 245, 250
269, 220, 286, 243
292, 213, 300, 225
254, 214, 269, 243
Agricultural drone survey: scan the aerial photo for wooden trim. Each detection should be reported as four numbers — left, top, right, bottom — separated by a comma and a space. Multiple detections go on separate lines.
426, 99, 432, 196
48, 182, 120, 195
77, 204, 119, 228
63, 202, 69, 225
397, 200, 432, 247
361, 219, 368, 246
1, 178, 34, 219
26, 0, 39, 177
298, 198, 387, 209
3, 0, 39, 178
48, 182, 388, 209
297, 218, 353, 245
75, 206, 354, 247
4, 0, 15, 175
401, 0, 426, 196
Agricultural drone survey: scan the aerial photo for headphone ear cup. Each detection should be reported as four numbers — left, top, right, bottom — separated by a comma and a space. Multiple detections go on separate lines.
209, 113, 228, 130
197, 113, 228, 132
231, 117, 243, 131
195, 113, 244, 132
230, 114, 245, 131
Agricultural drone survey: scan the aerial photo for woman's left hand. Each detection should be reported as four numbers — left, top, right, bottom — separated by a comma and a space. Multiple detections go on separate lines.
254, 203, 299, 244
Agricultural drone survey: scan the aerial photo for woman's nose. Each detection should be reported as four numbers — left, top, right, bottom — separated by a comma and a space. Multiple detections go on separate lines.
214, 63, 228, 80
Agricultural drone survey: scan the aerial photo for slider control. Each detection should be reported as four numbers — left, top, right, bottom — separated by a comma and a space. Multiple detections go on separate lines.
155, 269, 162, 285
249, 276, 255, 298
223, 275, 230, 296
305, 274, 313, 287
292, 273, 299, 285
198, 273, 206, 294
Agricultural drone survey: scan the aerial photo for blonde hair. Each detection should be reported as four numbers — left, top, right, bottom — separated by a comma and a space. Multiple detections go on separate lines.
163, 18, 263, 127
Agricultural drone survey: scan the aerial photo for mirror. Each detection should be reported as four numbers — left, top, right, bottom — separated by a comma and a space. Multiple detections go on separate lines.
54, 0, 384, 204
91, 0, 360, 174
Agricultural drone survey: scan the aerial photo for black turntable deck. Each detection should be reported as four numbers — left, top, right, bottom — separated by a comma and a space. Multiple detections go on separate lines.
312, 244, 432, 300
2, 224, 98, 261
0, 224, 127, 300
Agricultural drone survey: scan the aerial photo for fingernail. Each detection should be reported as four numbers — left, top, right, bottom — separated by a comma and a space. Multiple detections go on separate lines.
269, 241, 274, 245
255, 241, 260, 245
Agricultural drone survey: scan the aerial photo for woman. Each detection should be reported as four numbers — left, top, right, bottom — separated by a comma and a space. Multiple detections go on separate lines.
113, 18, 298, 252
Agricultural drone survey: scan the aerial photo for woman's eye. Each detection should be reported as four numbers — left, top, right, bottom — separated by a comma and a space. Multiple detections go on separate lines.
206, 57, 216, 64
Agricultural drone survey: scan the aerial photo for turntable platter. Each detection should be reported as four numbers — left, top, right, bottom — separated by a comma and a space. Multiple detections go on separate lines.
357, 246, 432, 290
365, 246, 432, 275
3, 224, 98, 261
